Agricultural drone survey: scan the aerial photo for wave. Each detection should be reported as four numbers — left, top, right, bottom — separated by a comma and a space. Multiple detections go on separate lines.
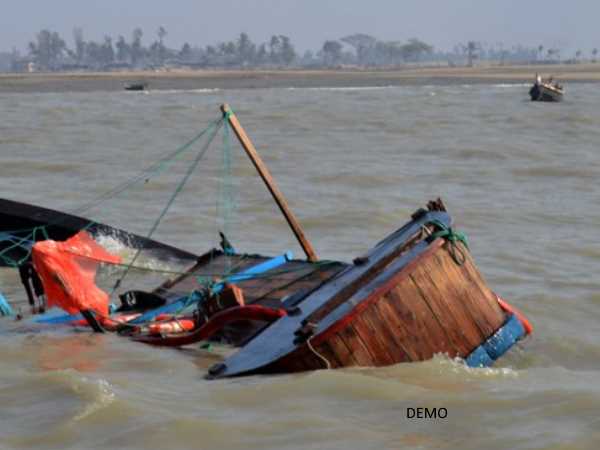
491, 83, 531, 88
72, 377, 116, 422
0, 159, 81, 175
145, 88, 220, 95
512, 166, 598, 179
287, 86, 395, 92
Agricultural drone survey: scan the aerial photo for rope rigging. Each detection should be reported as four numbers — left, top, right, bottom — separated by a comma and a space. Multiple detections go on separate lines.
109, 118, 224, 296
2, 106, 324, 329
72, 118, 222, 217
0, 117, 222, 268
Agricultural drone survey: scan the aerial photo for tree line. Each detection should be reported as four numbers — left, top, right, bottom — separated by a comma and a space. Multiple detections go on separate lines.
451, 41, 600, 66
6, 27, 597, 72
18, 28, 435, 71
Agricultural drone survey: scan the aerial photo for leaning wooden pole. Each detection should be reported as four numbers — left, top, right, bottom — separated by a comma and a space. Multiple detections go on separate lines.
221, 104, 318, 262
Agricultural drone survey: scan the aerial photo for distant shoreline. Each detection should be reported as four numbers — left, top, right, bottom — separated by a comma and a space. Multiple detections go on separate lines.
1, 64, 599, 93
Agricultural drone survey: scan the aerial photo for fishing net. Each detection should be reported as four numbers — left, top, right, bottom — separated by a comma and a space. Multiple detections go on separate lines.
0, 110, 248, 315
1, 107, 318, 323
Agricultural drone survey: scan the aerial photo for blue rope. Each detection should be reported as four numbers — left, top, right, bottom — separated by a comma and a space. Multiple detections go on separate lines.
0, 292, 13, 316
0, 228, 43, 267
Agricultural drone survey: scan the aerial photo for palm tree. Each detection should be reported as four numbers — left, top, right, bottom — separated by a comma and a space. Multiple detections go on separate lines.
592, 48, 598, 63
321, 40, 343, 66
464, 41, 479, 67
546, 48, 560, 62
157, 26, 167, 45
156, 26, 167, 64
538, 45, 544, 61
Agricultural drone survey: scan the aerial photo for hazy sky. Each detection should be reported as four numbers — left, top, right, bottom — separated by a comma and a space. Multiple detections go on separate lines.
1, 0, 597, 55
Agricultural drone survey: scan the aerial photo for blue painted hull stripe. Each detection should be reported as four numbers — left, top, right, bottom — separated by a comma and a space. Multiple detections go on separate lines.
32, 307, 82, 324
465, 345, 494, 368
465, 314, 525, 368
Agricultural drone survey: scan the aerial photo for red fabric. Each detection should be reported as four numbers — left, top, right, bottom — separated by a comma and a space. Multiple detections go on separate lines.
32, 231, 122, 316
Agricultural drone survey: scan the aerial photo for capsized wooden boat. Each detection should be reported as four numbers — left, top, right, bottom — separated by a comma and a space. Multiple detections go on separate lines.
130, 198, 530, 378
529, 74, 563, 102
2, 104, 532, 377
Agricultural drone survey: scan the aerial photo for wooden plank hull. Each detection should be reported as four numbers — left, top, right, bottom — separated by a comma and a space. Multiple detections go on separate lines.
265, 240, 505, 372
208, 207, 514, 379
7, 197, 520, 376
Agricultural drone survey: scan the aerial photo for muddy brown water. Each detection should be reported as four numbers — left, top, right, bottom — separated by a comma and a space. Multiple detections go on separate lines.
1, 82, 600, 449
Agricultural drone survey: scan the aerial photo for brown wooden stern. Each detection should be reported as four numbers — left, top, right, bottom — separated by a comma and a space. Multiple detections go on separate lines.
210, 206, 509, 378
269, 239, 506, 372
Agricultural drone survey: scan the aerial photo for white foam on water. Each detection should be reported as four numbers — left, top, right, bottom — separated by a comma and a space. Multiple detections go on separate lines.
92, 233, 185, 275
145, 88, 220, 95
492, 83, 531, 88
287, 85, 395, 92
72, 377, 116, 422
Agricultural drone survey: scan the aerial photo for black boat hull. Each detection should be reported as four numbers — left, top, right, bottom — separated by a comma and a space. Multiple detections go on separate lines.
0, 198, 197, 266
529, 84, 563, 102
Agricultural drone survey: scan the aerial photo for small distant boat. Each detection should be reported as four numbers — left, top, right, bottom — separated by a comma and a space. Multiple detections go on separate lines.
529, 74, 563, 102
124, 82, 148, 91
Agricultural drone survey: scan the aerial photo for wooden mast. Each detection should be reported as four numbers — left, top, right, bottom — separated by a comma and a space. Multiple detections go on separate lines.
221, 104, 318, 262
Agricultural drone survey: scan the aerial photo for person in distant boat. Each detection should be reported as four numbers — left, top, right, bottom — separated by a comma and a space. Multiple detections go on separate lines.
548, 76, 562, 90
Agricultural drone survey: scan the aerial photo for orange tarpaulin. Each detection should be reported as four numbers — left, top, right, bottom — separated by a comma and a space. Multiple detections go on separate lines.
32, 231, 122, 316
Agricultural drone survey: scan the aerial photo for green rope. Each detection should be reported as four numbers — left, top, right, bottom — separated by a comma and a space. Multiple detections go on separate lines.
0, 237, 31, 267
0, 225, 49, 267
0, 119, 222, 268
73, 119, 222, 217
428, 219, 469, 265
223, 107, 234, 121
110, 119, 223, 295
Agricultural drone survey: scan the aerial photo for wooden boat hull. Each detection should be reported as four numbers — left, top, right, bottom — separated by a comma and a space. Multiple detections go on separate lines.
6, 198, 526, 377
208, 205, 521, 378
529, 83, 563, 102
263, 240, 505, 372
3, 104, 529, 377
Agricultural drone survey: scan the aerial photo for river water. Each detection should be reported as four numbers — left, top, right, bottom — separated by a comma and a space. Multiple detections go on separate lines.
1, 82, 600, 449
